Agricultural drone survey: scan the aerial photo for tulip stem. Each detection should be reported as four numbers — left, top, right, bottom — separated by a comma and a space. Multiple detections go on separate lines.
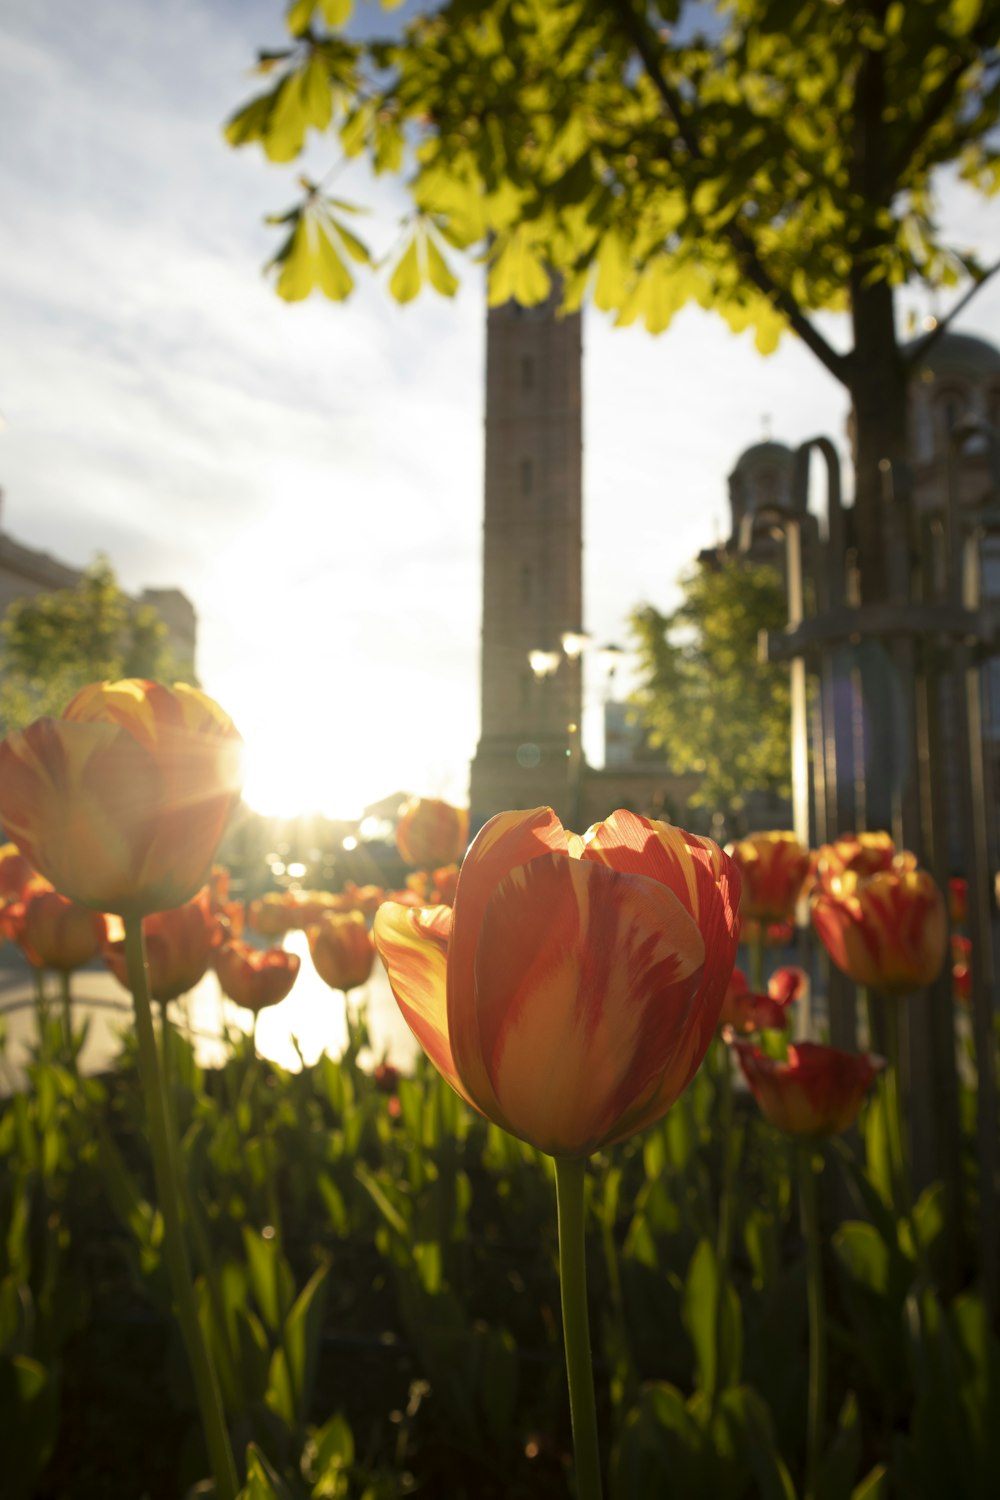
716, 1042, 736, 1269
750, 932, 765, 994
554, 1155, 603, 1500
798, 1143, 826, 1500
881, 996, 913, 1222
59, 971, 74, 1062
124, 918, 238, 1500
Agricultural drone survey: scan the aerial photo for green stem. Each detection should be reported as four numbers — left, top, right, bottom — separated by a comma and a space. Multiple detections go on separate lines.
798, 1144, 826, 1500
59, 970, 74, 1063
554, 1155, 603, 1500
750, 931, 765, 994
33, 968, 49, 1057
124, 918, 238, 1500
716, 1044, 736, 1269
880, 995, 912, 1222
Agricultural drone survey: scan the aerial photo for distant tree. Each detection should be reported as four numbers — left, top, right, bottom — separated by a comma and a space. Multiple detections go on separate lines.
0, 558, 194, 730
227, 0, 1000, 603
630, 552, 790, 822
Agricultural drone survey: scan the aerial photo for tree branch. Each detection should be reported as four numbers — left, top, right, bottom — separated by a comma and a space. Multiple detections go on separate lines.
903, 257, 1000, 367
608, 0, 848, 383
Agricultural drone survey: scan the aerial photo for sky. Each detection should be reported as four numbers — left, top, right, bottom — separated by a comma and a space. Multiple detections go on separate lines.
2, 0, 999, 820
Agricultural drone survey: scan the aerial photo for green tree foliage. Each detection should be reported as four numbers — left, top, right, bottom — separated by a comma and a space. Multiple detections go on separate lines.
0, 559, 194, 730
630, 552, 790, 819
227, 0, 1000, 594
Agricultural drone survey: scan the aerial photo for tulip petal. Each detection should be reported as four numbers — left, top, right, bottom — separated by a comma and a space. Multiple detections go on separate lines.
473, 854, 706, 1156
583, 809, 741, 1080
374, 901, 475, 1108
448, 807, 569, 1117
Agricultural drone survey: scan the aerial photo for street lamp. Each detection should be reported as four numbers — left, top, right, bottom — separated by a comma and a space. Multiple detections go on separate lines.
528, 648, 563, 679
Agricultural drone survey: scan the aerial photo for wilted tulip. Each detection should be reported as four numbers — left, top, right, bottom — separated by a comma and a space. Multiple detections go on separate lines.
734, 1040, 885, 1136
811, 867, 947, 995
215, 939, 300, 1014
0, 680, 243, 917
20, 888, 108, 972
396, 797, 469, 869
105, 886, 222, 1002
374, 807, 741, 1158
726, 832, 810, 922
308, 911, 376, 993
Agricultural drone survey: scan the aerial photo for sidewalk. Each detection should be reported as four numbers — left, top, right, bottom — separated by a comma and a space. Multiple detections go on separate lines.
0, 931, 418, 1094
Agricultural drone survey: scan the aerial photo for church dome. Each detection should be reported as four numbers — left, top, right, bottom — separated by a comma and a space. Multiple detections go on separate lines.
904, 330, 1000, 380
730, 439, 795, 475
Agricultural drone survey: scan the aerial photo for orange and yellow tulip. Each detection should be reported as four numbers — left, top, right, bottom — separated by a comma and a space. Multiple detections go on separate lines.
19, 888, 108, 972
308, 911, 376, 993
396, 797, 469, 869
0, 680, 243, 917
105, 886, 223, 1002
726, 831, 810, 922
733, 1040, 884, 1137
811, 867, 947, 995
214, 939, 300, 1014
374, 807, 741, 1158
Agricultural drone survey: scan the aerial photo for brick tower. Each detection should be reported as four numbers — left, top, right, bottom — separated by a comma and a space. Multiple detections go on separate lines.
469, 294, 584, 827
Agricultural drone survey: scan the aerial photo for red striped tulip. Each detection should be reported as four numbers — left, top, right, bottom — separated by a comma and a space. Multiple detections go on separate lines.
811, 867, 947, 995
308, 911, 376, 993
396, 797, 469, 869
726, 832, 810, 922
19, 888, 107, 972
0, 681, 243, 917
215, 939, 300, 1014
814, 832, 897, 891
105, 886, 222, 1002
374, 807, 741, 1158
734, 1040, 884, 1136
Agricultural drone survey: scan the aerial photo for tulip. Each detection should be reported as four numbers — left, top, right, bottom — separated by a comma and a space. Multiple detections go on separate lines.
948, 875, 968, 929
952, 933, 971, 1005
376, 806, 740, 1500
105, 886, 223, 1003
374, 806, 741, 1158
811, 867, 947, 996
308, 911, 376, 993
21, 888, 107, 972
339, 881, 385, 918
733, 1040, 884, 1137
733, 1036, 884, 1500
718, 969, 790, 1035
768, 964, 807, 1008
0, 841, 39, 902
215, 939, 300, 1014
726, 831, 810, 923
396, 796, 469, 869
0, 680, 243, 917
814, 831, 898, 890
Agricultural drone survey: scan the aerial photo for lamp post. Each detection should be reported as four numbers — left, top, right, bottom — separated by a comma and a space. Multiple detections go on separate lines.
527, 635, 628, 827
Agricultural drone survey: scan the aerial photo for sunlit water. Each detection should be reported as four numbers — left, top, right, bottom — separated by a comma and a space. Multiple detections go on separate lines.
0, 932, 418, 1093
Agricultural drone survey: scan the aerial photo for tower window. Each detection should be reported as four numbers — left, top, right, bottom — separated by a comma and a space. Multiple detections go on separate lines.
521, 355, 535, 391
520, 458, 534, 494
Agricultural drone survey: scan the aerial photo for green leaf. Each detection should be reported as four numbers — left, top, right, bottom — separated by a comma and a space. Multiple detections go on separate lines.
300, 52, 333, 133
272, 218, 315, 302
0, 1355, 59, 1499
852, 1466, 889, 1499
388, 236, 422, 304
311, 1412, 355, 1484
242, 1227, 295, 1333
682, 1238, 742, 1398
320, 0, 354, 24
286, 2, 315, 38
328, 216, 371, 265
610, 1382, 707, 1499
425, 233, 459, 297
317, 227, 354, 300
817, 1392, 862, 1500
282, 1262, 330, 1425
238, 1442, 296, 1500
